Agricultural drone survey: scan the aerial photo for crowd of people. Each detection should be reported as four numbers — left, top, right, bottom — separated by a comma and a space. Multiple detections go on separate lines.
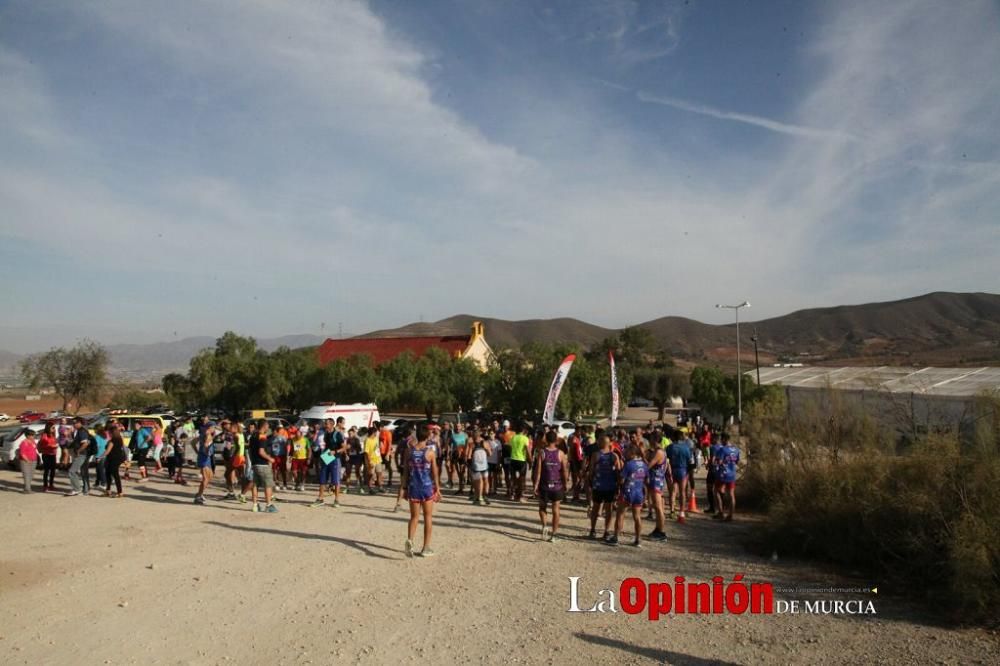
10, 413, 741, 557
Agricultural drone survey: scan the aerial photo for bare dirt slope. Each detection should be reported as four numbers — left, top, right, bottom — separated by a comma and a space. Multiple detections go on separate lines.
0, 471, 995, 665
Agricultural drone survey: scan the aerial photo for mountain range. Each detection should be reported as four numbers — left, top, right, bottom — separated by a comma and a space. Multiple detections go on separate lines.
1, 292, 998, 376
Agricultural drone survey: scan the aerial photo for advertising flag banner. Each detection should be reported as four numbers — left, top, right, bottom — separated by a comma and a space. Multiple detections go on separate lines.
542, 354, 576, 424
609, 351, 619, 427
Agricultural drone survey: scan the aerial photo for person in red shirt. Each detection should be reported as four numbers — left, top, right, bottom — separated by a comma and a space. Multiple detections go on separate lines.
378, 422, 394, 487
37, 423, 59, 491
18, 430, 39, 493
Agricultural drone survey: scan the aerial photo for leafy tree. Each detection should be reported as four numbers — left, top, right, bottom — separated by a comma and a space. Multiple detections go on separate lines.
690, 366, 734, 419
185, 332, 284, 413
269, 346, 320, 411
690, 365, 766, 422
162, 372, 196, 411
634, 365, 691, 421
448, 357, 484, 413
106, 384, 163, 412
20, 340, 109, 413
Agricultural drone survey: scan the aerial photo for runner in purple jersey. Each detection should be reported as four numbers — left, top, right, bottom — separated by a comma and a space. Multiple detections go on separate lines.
533, 430, 569, 542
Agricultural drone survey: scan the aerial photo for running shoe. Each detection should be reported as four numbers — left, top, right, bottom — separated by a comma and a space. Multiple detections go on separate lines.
541, 526, 551, 542
677, 514, 686, 524
604, 535, 619, 546
64, 490, 79, 497
332, 500, 340, 508
549, 533, 558, 543
483, 498, 491, 506
309, 499, 325, 508
223, 492, 236, 500
404, 539, 414, 558
194, 496, 206, 505
266, 504, 278, 513
632, 539, 642, 548
587, 530, 597, 540
252, 503, 260, 513
723, 515, 733, 522
393, 503, 400, 513
417, 548, 436, 558
237, 494, 246, 504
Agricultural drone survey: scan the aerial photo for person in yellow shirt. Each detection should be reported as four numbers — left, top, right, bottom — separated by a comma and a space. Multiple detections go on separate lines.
289, 427, 310, 492
363, 428, 385, 494
508, 424, 531, 502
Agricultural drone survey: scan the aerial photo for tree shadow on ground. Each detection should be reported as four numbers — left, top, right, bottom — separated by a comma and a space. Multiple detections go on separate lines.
574, 632, 745, 665
202, 520, 402, 560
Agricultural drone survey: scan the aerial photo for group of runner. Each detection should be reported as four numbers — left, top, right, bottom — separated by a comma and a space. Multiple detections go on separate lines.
11, 413, 741, 558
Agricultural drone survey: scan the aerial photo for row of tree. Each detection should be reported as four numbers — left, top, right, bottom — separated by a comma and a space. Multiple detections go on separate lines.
21, 331, 767, 423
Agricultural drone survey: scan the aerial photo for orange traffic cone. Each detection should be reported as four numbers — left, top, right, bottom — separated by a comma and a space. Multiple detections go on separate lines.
687, 491, 701, 514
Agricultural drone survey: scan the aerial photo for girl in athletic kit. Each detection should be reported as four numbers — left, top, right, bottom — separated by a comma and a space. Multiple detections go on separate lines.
533, 431, 569, 542
401, 424, 440, 558
588, 435, 621, 540
645, 447, 670, 541
612, 446, 648, 547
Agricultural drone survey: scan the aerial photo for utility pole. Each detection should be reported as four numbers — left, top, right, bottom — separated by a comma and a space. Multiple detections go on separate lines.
751, 327, 761, 386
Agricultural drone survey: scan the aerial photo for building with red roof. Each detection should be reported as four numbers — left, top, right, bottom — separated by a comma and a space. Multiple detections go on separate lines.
317, 321, 492, 370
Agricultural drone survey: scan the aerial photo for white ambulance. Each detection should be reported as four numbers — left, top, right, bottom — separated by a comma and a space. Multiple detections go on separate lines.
296, 403, 381, 432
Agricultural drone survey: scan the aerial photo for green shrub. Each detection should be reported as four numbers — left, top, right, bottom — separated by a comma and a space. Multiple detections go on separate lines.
744, 392, 1000, 624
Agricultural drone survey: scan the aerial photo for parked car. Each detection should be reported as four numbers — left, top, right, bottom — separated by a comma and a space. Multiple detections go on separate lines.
628, 397, 654, 408
2, 423, 46, 469
0, 413, 10, 422
18, 411, 46, 423
549, 421, 577, 439
380, 418, 409, 432
87, 414, 168, 445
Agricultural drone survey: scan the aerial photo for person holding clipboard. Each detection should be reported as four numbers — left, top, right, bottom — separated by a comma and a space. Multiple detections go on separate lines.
311, 419, 345, 508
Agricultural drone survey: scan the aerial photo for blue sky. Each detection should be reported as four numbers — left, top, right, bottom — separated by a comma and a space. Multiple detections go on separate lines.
1, 0, 998, 353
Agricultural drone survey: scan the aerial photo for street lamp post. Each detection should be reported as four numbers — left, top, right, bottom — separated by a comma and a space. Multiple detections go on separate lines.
716, 301, 751, 423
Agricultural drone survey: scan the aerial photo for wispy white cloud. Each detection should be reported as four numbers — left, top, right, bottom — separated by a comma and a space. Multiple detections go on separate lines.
0, 0, 998, 351
636, 91, 860, 142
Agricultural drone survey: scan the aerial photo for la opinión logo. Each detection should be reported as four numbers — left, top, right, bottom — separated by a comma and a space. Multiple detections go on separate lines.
567, 575, 877, 619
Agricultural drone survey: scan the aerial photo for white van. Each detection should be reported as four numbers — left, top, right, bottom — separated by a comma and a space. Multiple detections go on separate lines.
297, 403, 381, 432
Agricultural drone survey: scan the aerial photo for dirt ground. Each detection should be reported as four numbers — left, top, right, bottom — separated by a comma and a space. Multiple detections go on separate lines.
0, 467, 995, 666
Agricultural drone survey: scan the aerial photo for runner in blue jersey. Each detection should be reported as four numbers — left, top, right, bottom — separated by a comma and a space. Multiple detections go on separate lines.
587, 434, 621, 540
611, 445, 648, 547
665, 436, 692, 523
645, 445, 670, 541
706, 433, 724, 514
712, 433, 741, 522
533, 430, 569, 542
401, 424, 440, 558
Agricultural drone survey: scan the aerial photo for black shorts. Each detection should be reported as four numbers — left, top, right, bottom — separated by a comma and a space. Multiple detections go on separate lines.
488, 463, 498, 472
450, 451, 463, 465
510, 460, 527, 475
539, 489, 565, 503
135, 448, 148, 465
569, 458, 582, 473
592, 489, 616, 504
348, 454, 364, 466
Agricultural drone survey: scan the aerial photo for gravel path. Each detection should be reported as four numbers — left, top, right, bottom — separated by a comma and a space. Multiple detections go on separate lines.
0, 471, 995, 665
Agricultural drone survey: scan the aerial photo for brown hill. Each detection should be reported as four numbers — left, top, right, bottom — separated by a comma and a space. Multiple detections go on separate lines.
359, 315, 615, 349
359, 292, 1000, 366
